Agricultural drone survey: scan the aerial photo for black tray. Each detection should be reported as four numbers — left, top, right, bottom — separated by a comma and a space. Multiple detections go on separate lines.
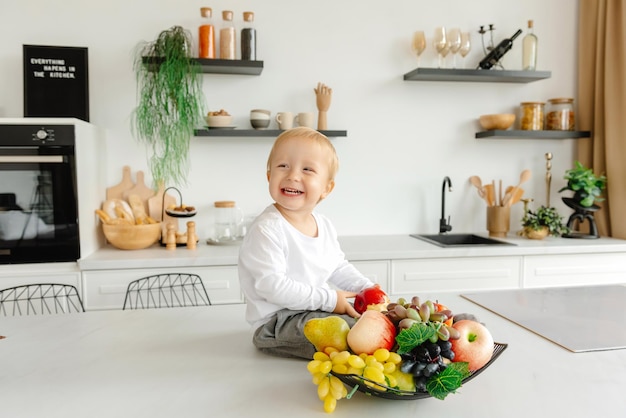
331, 342, 507, 400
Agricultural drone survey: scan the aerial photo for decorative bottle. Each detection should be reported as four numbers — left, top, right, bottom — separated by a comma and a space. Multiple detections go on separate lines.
522, 20, 538, 70
241, 11, 256, 60
219, 10, 236, 60
198, 7, 215, 59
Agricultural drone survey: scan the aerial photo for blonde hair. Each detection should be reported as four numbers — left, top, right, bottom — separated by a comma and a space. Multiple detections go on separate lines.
266, 127, 339, 180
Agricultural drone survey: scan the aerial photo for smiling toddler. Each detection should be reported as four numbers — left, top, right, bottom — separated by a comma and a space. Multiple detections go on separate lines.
238, 127, 375, 359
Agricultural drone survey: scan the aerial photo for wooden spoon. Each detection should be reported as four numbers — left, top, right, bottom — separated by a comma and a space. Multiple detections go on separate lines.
469, 175, 487, 200
503, 169, 531, 206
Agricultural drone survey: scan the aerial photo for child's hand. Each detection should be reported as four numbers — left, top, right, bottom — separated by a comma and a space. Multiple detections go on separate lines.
333, 290, 359, 318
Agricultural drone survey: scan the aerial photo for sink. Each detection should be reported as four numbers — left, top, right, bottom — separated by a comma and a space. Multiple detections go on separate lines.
410, 233, 515, 248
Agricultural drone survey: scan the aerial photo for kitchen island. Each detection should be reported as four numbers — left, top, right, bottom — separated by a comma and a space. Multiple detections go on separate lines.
0, 291, 624, 418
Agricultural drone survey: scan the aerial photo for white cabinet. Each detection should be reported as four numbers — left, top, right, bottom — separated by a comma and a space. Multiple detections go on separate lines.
391, 256, 522, 296
0, 262, 81, 290
523, 253, 626, 288
82, 265, 243, 310
351, 260, 390, 290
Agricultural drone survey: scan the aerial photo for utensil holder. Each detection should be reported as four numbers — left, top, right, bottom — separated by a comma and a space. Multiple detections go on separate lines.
487, 206, 510, 238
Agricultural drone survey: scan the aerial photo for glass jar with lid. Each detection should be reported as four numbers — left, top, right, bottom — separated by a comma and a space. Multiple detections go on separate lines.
546, 98, 575, 130
519, 102, 545, 130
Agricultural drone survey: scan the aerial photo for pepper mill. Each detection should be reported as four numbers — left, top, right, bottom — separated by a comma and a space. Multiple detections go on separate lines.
166, 223, 177, 250
186, 221, 197, 249
545, 152, 553, 207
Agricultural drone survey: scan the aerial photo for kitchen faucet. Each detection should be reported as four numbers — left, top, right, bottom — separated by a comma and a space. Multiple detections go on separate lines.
440, 176, 453, 233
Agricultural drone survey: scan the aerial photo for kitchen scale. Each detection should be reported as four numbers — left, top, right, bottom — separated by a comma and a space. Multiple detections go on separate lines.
462, 284, 626, 352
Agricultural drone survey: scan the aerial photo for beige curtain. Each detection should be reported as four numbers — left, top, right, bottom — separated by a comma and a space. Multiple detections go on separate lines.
578, 0, 626, 238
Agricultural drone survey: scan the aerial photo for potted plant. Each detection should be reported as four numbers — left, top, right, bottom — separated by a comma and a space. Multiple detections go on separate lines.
521, 205, 570, 239
558, 161, 607, 208
131, 26, 205, 187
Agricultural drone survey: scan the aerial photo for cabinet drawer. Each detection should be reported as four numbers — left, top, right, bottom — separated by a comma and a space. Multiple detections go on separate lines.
82, 265, 243, 310
391, 257, 521, 295
523, 253, 626, 288
0, 263, 81, 291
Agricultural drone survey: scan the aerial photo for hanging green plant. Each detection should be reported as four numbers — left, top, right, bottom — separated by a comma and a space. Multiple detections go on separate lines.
131, 25, 205, 187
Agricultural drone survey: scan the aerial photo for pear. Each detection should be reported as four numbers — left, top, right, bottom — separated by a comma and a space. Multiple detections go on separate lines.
303, 316, 350, 352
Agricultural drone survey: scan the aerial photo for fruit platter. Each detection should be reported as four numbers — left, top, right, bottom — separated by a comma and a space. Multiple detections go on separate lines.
303, 286, 507, 413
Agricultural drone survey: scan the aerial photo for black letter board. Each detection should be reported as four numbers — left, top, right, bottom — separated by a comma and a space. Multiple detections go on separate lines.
23, 45, 89, 121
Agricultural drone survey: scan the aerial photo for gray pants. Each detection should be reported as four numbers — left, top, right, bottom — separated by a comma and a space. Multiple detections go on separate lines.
253, 309, 357, 360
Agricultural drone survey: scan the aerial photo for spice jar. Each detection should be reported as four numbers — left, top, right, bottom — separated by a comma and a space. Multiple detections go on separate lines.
198, 7, 215, 59
546, 98, 575, 130
241, 11, 256, 60
220, 10, 236, 60
519, 102, 545, 130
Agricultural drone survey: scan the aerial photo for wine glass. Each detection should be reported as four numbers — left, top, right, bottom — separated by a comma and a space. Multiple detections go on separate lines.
433, 27, 447, 68
447, 28, 462, 68
411, 31, 426, 68
459, 32, 471, 68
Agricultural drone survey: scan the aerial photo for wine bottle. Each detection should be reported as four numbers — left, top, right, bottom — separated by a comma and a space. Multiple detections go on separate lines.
478, 29, 522, 69
522, 20, 538, 70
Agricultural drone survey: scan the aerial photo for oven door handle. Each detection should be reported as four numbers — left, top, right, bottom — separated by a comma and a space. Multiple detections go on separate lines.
0, 155, 64, 163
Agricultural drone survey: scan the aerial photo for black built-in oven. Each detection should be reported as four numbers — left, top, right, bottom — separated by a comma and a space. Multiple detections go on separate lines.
0, 124, 80, 263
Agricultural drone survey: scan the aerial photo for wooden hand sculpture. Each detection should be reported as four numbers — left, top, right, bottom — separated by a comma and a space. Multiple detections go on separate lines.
314, 82, 332, 130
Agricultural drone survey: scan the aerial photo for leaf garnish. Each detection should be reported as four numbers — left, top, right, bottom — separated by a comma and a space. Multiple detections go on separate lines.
395, 322, 436, 354
426, 362, 471, 400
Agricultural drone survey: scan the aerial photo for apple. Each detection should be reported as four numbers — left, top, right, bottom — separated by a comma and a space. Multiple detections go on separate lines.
347, 310, 396, 355
304, 316, 351, 352
353, 285, 390, 314
449, 319, 494, 371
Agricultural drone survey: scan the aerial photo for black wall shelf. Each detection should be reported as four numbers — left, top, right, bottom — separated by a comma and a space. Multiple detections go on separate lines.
194, 129, 347, 137
475, 130, 591, 139
404, 68, 551, 83
142, 57, 263, 75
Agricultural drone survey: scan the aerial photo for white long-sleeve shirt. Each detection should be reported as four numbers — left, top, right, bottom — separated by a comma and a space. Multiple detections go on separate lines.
238, 205, 374, 330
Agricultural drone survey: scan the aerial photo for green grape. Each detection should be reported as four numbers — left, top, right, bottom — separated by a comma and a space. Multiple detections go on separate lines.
406, 307, 421, 321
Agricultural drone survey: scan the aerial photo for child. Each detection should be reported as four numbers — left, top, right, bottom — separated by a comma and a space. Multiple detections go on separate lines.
238, 127, 375, 359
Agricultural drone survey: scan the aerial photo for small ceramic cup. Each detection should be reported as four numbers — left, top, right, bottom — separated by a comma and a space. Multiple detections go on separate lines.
250, 109, 271, 129
275, 112, 294, 130
295, 112, 315, 129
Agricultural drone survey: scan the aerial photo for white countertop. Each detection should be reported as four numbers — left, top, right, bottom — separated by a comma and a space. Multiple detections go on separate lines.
78, 234, 626, 270
1, 291, 624, 418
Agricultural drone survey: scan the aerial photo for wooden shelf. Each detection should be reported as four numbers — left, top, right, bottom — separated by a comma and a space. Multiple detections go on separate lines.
475, 130, 591, 139
403, 68, 551, 83
142, 57, 263, 75
194, 129, 347, 137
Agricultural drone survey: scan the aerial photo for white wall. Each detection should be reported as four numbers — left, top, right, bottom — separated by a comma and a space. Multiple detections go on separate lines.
0, 0, 579, 238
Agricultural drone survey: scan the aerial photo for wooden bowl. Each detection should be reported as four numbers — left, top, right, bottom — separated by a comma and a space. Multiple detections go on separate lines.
102, 222, 161, 250
205, 114, 233, 127
479, 114, 516, 131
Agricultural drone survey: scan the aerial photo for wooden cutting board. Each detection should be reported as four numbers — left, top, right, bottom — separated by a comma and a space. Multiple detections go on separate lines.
123, 171, 155, 213
106, 166, 134, 200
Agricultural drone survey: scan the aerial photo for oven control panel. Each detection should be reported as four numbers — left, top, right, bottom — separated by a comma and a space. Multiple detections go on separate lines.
0, 124, 75, 146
